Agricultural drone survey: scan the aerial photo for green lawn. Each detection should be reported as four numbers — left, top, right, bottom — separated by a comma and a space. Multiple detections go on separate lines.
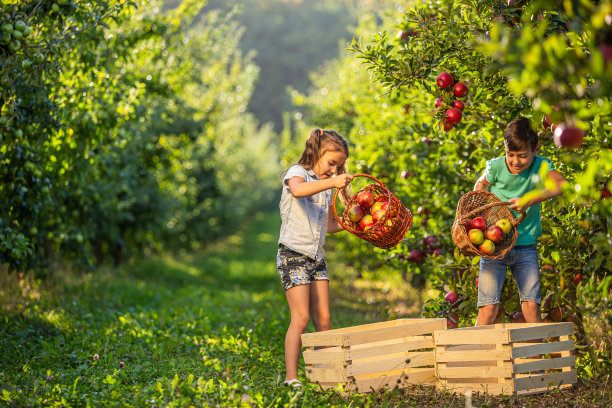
0, 212, 607, 407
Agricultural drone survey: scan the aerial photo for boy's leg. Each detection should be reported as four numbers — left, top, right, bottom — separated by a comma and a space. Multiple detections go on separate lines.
477, 256, 509, 326
284, 285, 311, 381
510, 245, 542, 323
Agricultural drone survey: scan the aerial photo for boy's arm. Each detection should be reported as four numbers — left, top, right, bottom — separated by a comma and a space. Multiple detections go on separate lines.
474, 172, 491, 191
327, 205, 345, 233
286, 174, 353, 198
509, 170, 568, 211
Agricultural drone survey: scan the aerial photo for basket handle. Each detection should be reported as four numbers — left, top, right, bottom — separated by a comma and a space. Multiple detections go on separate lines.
332, 173, 390, 231
459, 201, 526, 226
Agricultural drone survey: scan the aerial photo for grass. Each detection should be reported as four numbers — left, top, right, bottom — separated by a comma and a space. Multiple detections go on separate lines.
0, 211, 610, 407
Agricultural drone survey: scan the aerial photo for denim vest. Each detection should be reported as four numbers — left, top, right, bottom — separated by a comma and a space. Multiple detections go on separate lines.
278, 165, 333, 261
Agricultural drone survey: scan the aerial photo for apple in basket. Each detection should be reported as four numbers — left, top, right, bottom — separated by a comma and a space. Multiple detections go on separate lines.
496, 218, 512, 234
479, 239, 495, 255
359, 214, 374, 231
471, 216, 487, 231
356, 190, 375, 209
347, 204, 366, 223
372, 209, 386, 224
486, 225, 505, 244
468, 229, 484, 245
371, 200, 389, 214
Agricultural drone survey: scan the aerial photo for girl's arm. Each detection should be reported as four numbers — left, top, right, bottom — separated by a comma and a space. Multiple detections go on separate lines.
509, 170, 568, 211
286, 174, 353, 198
327, 205, 345, 233
474, 172, 490, 191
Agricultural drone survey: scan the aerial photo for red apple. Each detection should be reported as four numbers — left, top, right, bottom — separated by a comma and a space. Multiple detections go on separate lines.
468, 229, 484, 245
435, 97, 444, 109
453, 82, 468, 98
542, 114, 552, 130
396, 30, 408, 40
573, 273, 582, 285
478, 239, 495, 255
496, 218, 512, 234
372, 209, 386, 224
356, 190, 375, 209
371, 201, 384, 214
408, 249, 425, 263
423, 235, 441, 249
464, 219, 472, 230
544, 293, 554, 309
445, 108, 462, 125
550, 306, 564, 322
447, 312, 459, 329
401, 170, 411, 179
347, 204, 366, 223
436, 71, 454, 89
417, 206, 430, 216
475, 277, 479, 286
359, 214, 374, 231
512, 311, 526, 323
553, 124, 584, 149
445, 291, 459, 304
485, 225, 504, 244
451, 100, 465, 110
443, 120, 454, 131
471, 216, 487, 231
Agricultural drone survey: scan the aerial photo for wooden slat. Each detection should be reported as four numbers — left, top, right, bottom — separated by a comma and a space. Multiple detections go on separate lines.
434, 328, 510, 345
354, 368, 435, 393
513, 356, 576, 374
347, 337, 434, 360
303, 347, 345, 364
512, 340, 574, 359
348, 351, 434, 376
516, 383, 573, 395
436, 382, 513, 395
436, 348, 512, 362
304, 365, 348, 383
301, 332, 347, 347
438, 365, 512, 379
345, 319, 446, 346
513, 370, 577, 392
509, 323, 574, 342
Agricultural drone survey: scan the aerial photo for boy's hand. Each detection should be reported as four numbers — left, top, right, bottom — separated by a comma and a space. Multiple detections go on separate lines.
332, 174, 353, 189
508, 197, 525, 212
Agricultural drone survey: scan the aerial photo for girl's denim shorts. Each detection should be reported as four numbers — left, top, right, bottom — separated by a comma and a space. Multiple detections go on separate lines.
478, 244, 541, 307
276, 244, 328, 291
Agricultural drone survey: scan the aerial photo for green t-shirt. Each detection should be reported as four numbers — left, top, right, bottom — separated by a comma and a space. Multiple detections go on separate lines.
485, 155, 555, 246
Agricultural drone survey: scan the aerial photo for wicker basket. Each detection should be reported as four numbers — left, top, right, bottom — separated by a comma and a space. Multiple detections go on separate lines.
451, 191, 525, 260
333, 174, 412, 249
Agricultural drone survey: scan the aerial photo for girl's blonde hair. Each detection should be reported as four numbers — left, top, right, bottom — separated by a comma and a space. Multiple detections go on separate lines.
285, 129, 353, 205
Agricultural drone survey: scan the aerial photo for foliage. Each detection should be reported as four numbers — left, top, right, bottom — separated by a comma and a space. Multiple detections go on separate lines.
291, 0, 611, 378
0, 0, 279, 272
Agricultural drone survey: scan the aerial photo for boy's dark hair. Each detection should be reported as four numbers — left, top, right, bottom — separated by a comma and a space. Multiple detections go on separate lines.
504, 117, 539, 151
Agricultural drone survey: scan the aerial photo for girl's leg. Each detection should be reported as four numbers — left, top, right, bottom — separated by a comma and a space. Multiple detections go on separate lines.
309, 280, 331, 332
284, 285, 311, 381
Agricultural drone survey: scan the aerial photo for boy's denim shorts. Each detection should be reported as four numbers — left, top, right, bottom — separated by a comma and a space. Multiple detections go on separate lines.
276, 244, 328, 291
478, 244, 541, 307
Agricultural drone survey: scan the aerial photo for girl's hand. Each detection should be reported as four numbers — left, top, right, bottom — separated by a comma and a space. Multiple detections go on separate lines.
332, 174, 353, 189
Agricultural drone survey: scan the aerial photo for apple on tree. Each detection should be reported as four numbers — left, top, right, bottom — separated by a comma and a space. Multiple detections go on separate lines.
451, 100, 465, 110
445, 291, 459, 304
436, 71, 454, 88
445, 108, 462, 125
553, 124, 584, 149
453, 82, 468, 98
408, 249, 425, 263
447, 312, 459, 329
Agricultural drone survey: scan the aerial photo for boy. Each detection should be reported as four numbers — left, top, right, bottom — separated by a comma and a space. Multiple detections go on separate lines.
473, 117, 567, 325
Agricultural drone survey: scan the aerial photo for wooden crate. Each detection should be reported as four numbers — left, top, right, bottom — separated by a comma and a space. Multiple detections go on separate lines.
301, 318, 447, 393
434, 322, 577, 395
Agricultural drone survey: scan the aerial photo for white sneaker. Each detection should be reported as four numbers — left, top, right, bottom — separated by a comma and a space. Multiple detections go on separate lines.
283, 379, 302, 388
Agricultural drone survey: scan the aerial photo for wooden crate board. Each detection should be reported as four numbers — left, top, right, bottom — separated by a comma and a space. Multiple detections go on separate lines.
433, 322, 577, 396
347, 351, 434, 376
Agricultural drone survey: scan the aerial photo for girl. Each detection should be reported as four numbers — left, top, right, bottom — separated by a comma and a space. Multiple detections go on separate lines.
277, 128, 353, 387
